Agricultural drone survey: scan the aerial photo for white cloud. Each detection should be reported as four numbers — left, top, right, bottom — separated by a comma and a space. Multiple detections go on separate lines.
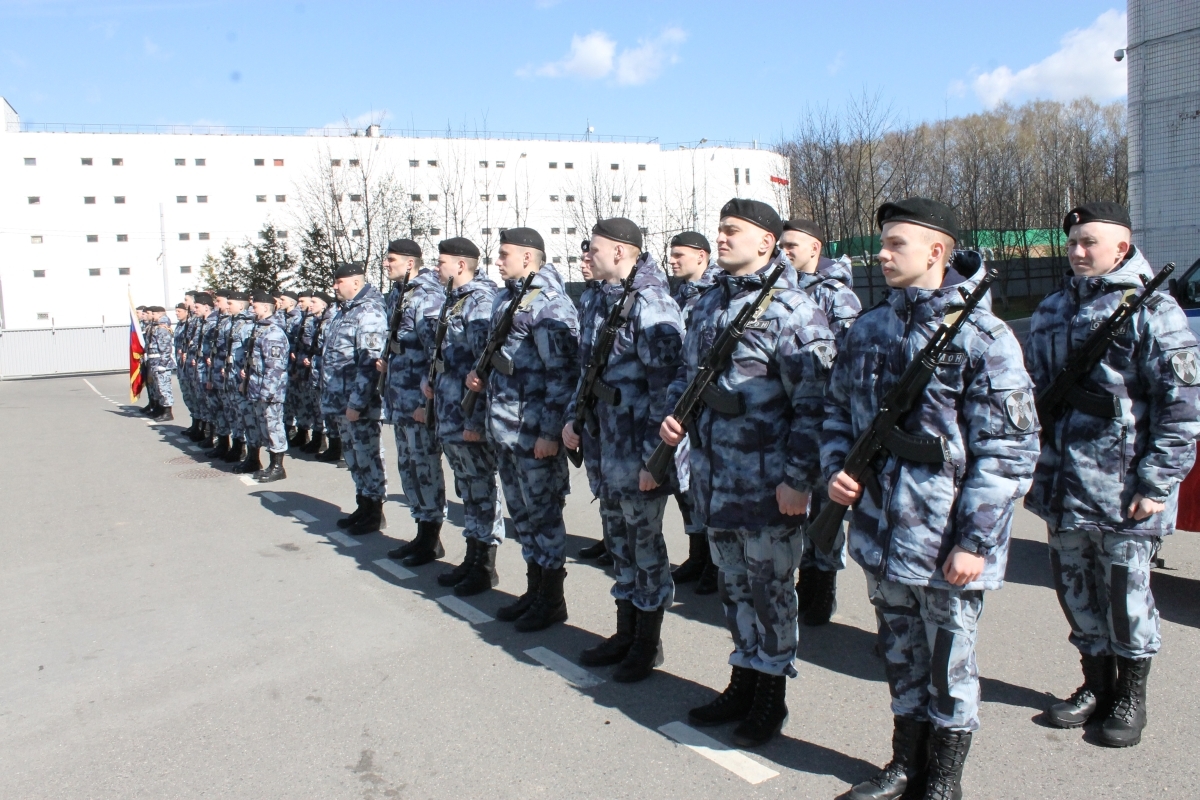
615, 27, 686, 85
519, 27, 686, 85
530, 31, 616, 79
826, 50, 845, 77
970, 10, 1126, 108
307, 110, 391, 136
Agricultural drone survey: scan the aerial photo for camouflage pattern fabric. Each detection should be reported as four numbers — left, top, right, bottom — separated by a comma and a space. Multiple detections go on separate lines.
495, 446, 569, 570
246, 317, 291, 403
442, 441, 506, 545
335, 416, 387, 501
432, 273, 499, 441
392, 422, 446, 524
255, 401, 288, 453
320, 284, 388, 419
606, 495, 674, 612
224, 310, 256, 440
796, 255, 862, 348
383, 268, 445, 425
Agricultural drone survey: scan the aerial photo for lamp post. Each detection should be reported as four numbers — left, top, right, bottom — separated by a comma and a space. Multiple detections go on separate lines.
690, 138, 708, 230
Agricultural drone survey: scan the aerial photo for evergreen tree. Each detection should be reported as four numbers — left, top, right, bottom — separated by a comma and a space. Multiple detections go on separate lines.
295, 224, 337, 291
200, 242, 245, 290
244, 224, 297, 292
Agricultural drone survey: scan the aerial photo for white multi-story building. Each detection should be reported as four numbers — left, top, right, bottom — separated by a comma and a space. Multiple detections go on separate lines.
0, 97, 789, 329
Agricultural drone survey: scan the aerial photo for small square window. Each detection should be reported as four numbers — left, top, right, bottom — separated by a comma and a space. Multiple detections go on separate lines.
482, 257, 492, 265
114, 196, 126, 204
552, 256, 562, 264
568, 256, 578, 264
89, 268, 100, 276
81, 158, 93, 166
549, 194, 559, 202
254, 158, 265, 166
24, 157, 36, 166
278, 231, 288, 239
551, 227, 561, 235
332, 159, 342, 167
350, 159, 361, 167
177, 196, 187, 203
481, 228, 491, 235
611, 195, 621, 202
565, 162, 573, 169
479, 160, 488, 168
273, 159, 284, 167
84, 196, 96, 204
549, 162, 558, 168
411, 194, 422, 202
639, 195, 648, 203
638, 164, 646, 171
116, 234, 128, 242
428, 194, 439, 201
179, 233, 190, 241
497, 194, 507, 201
565, 195, 575, 202
640, 227, 649, 234
86, 234, 98, 243
37, 312, 50, 320
258, 232, 267, 239
112, 158, 123, 166
745, 169, 750, 183
197, 195, 207, 203
275, 195, 286, 202
334, 228, 346, 237
567, 227, 576, 235
33, 270, 46, 278
180, 265, 192, 274
409, 159, 419, 167
119, 267, 130, 276
349, 194, 362, 202
430, 227, 441, 235
195, 158, 205, 166
480, 194, 490, 201
611, 164, 619, 171
175, 158, 185, 166
256, 195, 267, 202
352, 229, 363, 237
199, 232, 210, 240
28, 196, 40, 204
427, 159, 437, 167
496, 161, 505, 168
31, 235, 43, 244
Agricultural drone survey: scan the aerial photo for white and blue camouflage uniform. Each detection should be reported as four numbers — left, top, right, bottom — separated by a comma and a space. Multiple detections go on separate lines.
144, 313, 176, 408
226, 308, 257, 446
247, 314, 291, 454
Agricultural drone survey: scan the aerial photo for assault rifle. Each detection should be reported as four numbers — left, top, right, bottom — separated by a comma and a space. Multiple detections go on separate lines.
564, 261, 642, 468
645, 259, 787, 484
377, 273, 410, 398
1035, 262, 1175, 431
807, 267, 998, 554
240, 320, 262, 395
424, 286, 454, 430
461, 272, 537, 417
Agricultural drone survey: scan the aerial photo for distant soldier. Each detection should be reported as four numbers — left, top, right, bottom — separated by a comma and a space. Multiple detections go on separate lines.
563, 218, 685, 682
779, 218, 863, 628
206, 290, 235, 459
665, 231, 722, 595
322, 263, 389, 533
185, 293, 214, 442
572, 255, 614, 567
465, 228, 580, 631
428, 237, 506, 596
824, 199, 1038, 800
178, 293, 202, 438
196, 294, 223, 448
1026, 202, 1200, 748
286, 291, 313, 449
375, 239, 448, 566
295, 293, 327, 454
245, 290, 291, 482
225, 291, 257, 469
144, 308, 176, 421
660, 199, 834, 747
312, 292, 344, 462
173, 302, 192, 422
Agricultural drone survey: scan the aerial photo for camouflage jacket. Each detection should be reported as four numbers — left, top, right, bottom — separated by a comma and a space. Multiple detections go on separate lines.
247, 317, 291, 402
383, 268, 445, 425
568, 254, 685, 500
224, 309, 257, 393
1024, 247, 1200, 536
211, 313, 234, 386
821, 253, 1040, 590
197, 309, 222, 383
671, 263, 722, 327
309, 306, 335, 390
484, 262, 580, 456
173, 318, 189, 361
576, 280, 607, 494
667, 253, 835, 530
796, 255, 862, 347
320, 284, 388, 417
296, 311, 321, 382
434, 273, 499, 441
145, 315, 176, 372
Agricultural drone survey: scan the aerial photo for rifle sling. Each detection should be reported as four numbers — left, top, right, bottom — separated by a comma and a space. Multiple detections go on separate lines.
1064, 384, 1121, 419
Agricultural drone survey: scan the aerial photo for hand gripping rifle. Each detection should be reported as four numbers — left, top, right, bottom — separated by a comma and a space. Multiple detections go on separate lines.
565, 262, 642, 467
424, 286, 454, 430
645, 259, 788, 485
377, 272, 410, 398
461, 272, 537, 418
240, 320, 261, 395
807, 267, 998, 554
1035, 262, 1175, 433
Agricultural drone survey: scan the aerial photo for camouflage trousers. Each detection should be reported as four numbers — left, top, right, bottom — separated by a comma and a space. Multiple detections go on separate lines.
443, 440, 505, 546
283, 374, 301, 428
1048, 528, 1161, 660
602, 495, 674, 611
295, 380, 322, 429
177, 366, 195, 413
207, 377, 231, 436
866, 574, 985, 732
495, 446, 570, 570
710, 524, 804, 677
256, 401, 288, 454
392, 422, 446, 524
799, 495, 846, 572
673, 491, 707, 537
336, 416, 387, 501
151, 369, 174, 407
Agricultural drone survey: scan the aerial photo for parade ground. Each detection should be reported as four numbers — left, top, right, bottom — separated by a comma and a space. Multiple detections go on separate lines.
3, 372, 1199, 800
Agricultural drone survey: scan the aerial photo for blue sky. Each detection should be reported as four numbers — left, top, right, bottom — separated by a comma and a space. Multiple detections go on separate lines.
0, 0, 1128, 143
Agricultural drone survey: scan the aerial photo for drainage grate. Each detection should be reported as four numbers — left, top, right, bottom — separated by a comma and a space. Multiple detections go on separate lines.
166, 455, 204, 465
175, 467, 229, 480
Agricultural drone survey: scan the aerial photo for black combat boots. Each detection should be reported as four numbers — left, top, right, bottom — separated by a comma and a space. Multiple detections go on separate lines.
579, 599, 638, 667
796, 566, 819, 612
731, 673, 788, 747
613, 605, 666, 683
400, 521, 444, 567
672, 533, 711, 584
198, 423, 215, 449
923, 728, 971, 800
848, 716, 931, 800
497, 562, 542, 621
454, 543, 498, 597
153, 406, 174, 421
688, 666, 759, 727
695, 561, 719, 595
438, 538, 479, 587
578, 539, 607, 559
187, 419, 206, 441
224, 438, 246, 463
803, 569, 838, 627
256, 451, 286, 483
233, 446, 262, 474
347, 498, 385, 535
207, 434, 230, 459
288, 427, 310, 449
1099, 656, 1151, 747
303, 432, 325, 455
316, 437, 342, 462
1047, 653, 1117, 728
339, 495, 366, 529
514, 566, 568, 632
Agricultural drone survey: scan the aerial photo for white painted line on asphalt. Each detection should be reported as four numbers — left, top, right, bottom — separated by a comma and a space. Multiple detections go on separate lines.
291, 509, 318, 523
239, 475, 257, 486
261, 491, 284, 503
188, 445, 203, 452
657, 722, 779, 785
373, 558, 415, 580
82, 379, 103, 397
437, 595, 494, 625
324, 529, 363, 548
524, 647, 604, 689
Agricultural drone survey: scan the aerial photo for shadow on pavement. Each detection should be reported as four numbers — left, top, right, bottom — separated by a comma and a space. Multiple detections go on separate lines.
1151, 569, 1200, 629
1001, 536, 1054, 590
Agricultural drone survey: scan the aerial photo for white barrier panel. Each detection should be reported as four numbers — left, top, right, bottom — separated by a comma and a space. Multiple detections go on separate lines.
0, 325, 130, 379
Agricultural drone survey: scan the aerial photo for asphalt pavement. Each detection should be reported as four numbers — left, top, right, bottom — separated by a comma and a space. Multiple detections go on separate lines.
1, 373, 1198, 799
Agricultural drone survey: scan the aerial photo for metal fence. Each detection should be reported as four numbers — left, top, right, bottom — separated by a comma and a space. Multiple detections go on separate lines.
0, 325, 129, 379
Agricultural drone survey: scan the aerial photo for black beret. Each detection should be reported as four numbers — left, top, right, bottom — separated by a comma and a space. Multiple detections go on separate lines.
277, 289, 299, 301
175, 303, 187, 310
136, 305, 147, 311
193, 292, 213, 305
387, 238, 422, 257
670, 231, 711, 253
298, 290, 313, 298
213, 288, 231, 298
876, 198, 959, 242
335, 261, 366, 279
184, 290, 196, 297
251, 289, 275, 304
500, 227, 545, 253
227, 290, 250, 301
719, 198, 783, 240
592, 217, 643, 250
782, 218, 825, 243
313, 292, 334, 304
147, 306, 162, 313
1063, 201, 1131, 234
439, 237, 481, 259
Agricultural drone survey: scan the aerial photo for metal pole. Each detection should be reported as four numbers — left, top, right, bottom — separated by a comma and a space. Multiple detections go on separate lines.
159, 203, 170, 306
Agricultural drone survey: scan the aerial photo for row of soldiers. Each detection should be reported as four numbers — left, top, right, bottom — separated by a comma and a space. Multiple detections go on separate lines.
142, 195, 1199, 800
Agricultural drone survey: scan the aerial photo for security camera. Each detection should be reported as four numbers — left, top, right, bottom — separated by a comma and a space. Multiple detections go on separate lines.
1114, 48, 1126, 62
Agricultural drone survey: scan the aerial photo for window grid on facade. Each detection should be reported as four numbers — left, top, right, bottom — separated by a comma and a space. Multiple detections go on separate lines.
565, 195, 575, 202
256, 195, 267, 202
611, 163, 619, 170
350, 194, 362, 202
116, 234, 128, 242
480, 161, 488, 168
175, 158, 185, 166
112, 158, 123, 166
114, 196, 126, 204
24, 157, 35, 166
427, 160, 437, 166
481, 227, 491, 235
567, 256, 578, 263
33, 270, 45, 277
180, 266, 192, 274
254, 158, 265, 166
86, 235, 98, 242
430, 227, 441, 235
88, 268, 100, 276
428, 194, 439, 201
275, 195, 286, 202
28, 196, 40, 204
199, 232, 210, 240
497, 194, 507, 201
551, 227, 561, 234
332, 159, 342, 167
352, 229, 363, 237
639, 195, 647, 203
565, 162, 573, 169
81, 158, 92, 165
638, 164, 646, 171
197, 196, 207, 203
273, 159, 284, 166
31, 236, 43, 244
84, 196, 95, 204
179, 233, 190, 240
350, 159, 361, 167
177, 196, 187, 203
195, 158, 205, 166
409, 159, 418, 167
118, 267, 130, 275
553, 256, 562, 264
550, 194, 559, 201
567, 227, 577, 235
549, 162, 558, 168
411, 194, 422, 201
611, 195, 621, 202
480, 194, 489, 201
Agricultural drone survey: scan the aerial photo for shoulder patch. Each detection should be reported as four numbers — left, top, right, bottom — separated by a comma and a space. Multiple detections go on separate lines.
269, 345, 282, 359
937, 352, 967, 366
1169, 350, 1200, 385
1004, 390, 1035, 431
812, 342, 835, 371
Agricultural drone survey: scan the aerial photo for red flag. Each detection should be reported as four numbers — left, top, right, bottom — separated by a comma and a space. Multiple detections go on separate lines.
128, 298, 145, 403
